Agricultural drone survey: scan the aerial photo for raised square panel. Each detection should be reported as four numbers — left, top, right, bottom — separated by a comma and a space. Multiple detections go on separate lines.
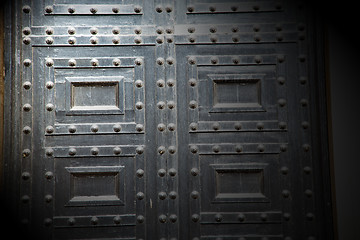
65, 76, 124, 115
71, 81, 119, 111
208, 74, 265, 113
65, 166, 125, 206
215, 168, 264, 199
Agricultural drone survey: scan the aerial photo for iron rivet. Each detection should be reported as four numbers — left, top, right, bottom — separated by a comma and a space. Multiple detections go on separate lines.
158, 192, 167, 200
136, 169, 144, 178
158, 146, 166, 155
137, 192, 145, 200
210, 57, 218, 64
253, 5, 260, 11
282, 190, 290, 198
235, 145, 243, 153
279, 122, 287, 129
283, 213, 291, 221
90, 58, 99, 67
157, 79, 165, 87
156, 27, 164, 34
166, 28, 173, 34
187, 6, 194, 12
191, 191, 199, 199
45, 171, 53, 180
156, 37, 164, 44
169, 214, 177, 223
276, 33, 284, 41
112, 124, 121, 133
68, 148, 76, 156
112, 7, 119, 13
306, 213, 314, 221
134, 27, 142, 34
254, 55, 262, 64
169, 167, 177, 176
299, 55, 306, 62
300, 77, 307, 85
68, 59, 76, 67
188, 27, 195, 33
168, 123, 175, 131
136, 146, 144, 154
189, 78, 197, 87
68, 37, 76, 44
166, 57, 174, 65
22, 195, 30, 203
109, 37, 119, 44
22, 5, 31, 13
209, 6, 216, 12
134, 58, 143, 65
46, 126, 54, 134
190, 145, 198, 154
68, 27, 76, 35
214, 214, 222, 222
188, 37, 196, 43
299, 32, 306, 40
232, 36, 239, 43
210, 36, 218, 43
168, 146, 176, 154
45, 6, 54, 14
46, 103, 54, 112
45, 37, 53, 44
135, 80, 143, 88
169, 191, 177, 199
156, 58, 165, 65
137, 215, 145, 223
260, 213, 268, 221
275, 2, 282, 10
212, 145, 220, 153
22, 172, 30, 180
112, 27, 120, 34
304, 166, 312, 174
45, 58, 54, 67
90, 7, 97, 14
23, 27, 31, 35
165, 5, 173, 13
189, 122, 198, 131
159, 215, 167, 223
275, 24, 283, 31
22, 149, 31, 158
157, 123, 166, 132
188, 57, 196, 65
281, 144, 288, 153
45, 81, 53, 89
158, 169, 166, 177
23, 59, 31, 67
305, 189, 313, 197
23, 104, 31, 112
190, 168, 199, 176
167, 79, 175, 87
253, 24, 261, 32
157, 101, 165, 109
23, 80, 32, 89
238, 213, 245, 222
278, 98, 286, 107
113, 146, 122, 155
44, 218, 52, 226
167, 36, 174, 43
189, 100, 197, 109
45, 148, 54, 156
134, 36, 142, 44
254, 34, 261, 42
90, 27, 98, 35
280, 166, 289, 175
231, 5, 238, 11
303, 144, 310, 152
257, 122, 264, 130
113, 216, 121, 224
136, 124, 144, 132
278, 77, 285, 85
302, 121, 309, 129
191, 214, 200, 222
278, 55, 285, 63
167, 101, 175, 109
232, 58, 240, 64
68, 125, 76, 133
23, 126, 31, 134
234, 122, 242, 130
298, 23, 306, 31
209, 27, 217, 33
90, 216, 98, 225
91, 147, 99, 155
300, 99, 308, 107
231, 27, 239, 32
134, 6, 142, 13
68, 7, 75, 14
136, 102, 144, 110
258, 144, 265, 152
90, 36, 98, 44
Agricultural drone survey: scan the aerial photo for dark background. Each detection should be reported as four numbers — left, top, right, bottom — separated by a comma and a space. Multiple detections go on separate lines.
323, 3, 360, 239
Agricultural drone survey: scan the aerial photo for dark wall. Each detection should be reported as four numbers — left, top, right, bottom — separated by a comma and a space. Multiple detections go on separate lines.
326, 8, 360, 240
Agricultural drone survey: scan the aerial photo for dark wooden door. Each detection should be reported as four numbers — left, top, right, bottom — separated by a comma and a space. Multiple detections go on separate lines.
3, 0, 334, 239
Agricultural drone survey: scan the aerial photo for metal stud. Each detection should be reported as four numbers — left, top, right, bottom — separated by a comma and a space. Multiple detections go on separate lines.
137, 192, 145, 200
90, 58, 99, 67
166, 57, 174, 65
167, 101, 175, 109
157, 79, 165, 87
45, 81, 54, 89
22, 149, 31, 158
212, 145, 220, 153
234, 122, 242, 130
68, 125, 76, 133
45, 37, 54, 45
235, 145, 243, 153
238, 213, 245, 222
90, 7, 97, 14
22, 195, 30, 203
134, 5, 142, 13
257, 122, 264, 130
136, 169, 144, 178
23, 59, 31, 67
23, 81, 32, 89
45, 126, 54, 134
210, 57, 218, 64
159, 215, 167, 223
190, 168, 199, 176
189, 122, 198, 131
68, 59, 76, 67
168, 123, 175, 131
135, 124, 144, 132
158, 169, 166, 177
281, 166, 289, 175
190, 145, 198, 154
254, 55, 262, 64
45, 148, 54, 156
134, 58, 143, 65
158, 192, 167, 200
190, 191, 199, 199
157, 123, 166, 132
68, 148, 77, 156
167, 79, 175, 87
137, 215, 145, 223
169, 214, 177, 223
90, 216, 98, 225
44, 218, 52, 226
23, 104, 31, 112
282, 190, 290, 198
187, 6, 194, 12
135, 102, 144, 110
45, 58, 54, 67
23, 27, 31, 35
23, 126, 31, 134
91, 147, 99, 155
189, 78, 197, 87
257, 144, 265, 152
169, 191, 177, 199
23, 5, 31, 13
46, 103, 54, 111
134, 36, 142, 44
22, 172, 30, 180
136, 146, 144, 154
112, 7, 119, 13
113, 216, 121, 224
113, 146, 122, 155
68, 7, 75, 14
45, 171, 53, 180
189, 100, 197, 109
158, 146, 166, 155
214, 214, 223, 222
135, 80, 143, 88
191, 214, 200, 222
188, 57, 196, 65
90, 36, 98, 44
168, 146, 176, 154
68, 37, 76, 45
44, 5, 53, 14
68, 27, 76, 35
260, 213, 268, 221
